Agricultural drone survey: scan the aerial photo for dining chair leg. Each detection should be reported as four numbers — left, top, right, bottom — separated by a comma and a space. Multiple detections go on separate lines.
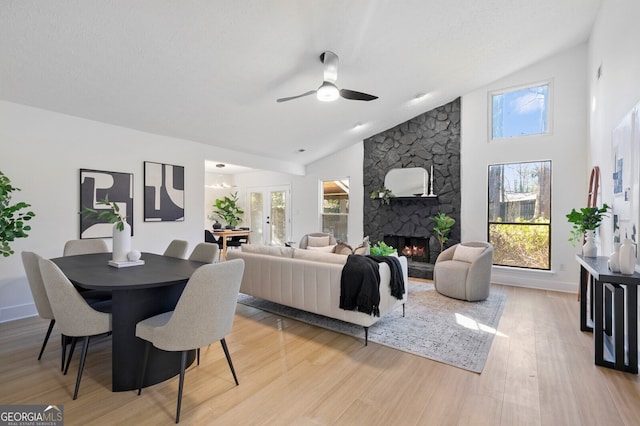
38, 319, 55, 360
220, 338, 238, 385
137, 341, 151, 396
197, 348, 200, 366
176, 351, 187, 423
61, 334, 68, 371
72, 336, 90, 400
64, 337, 78, 375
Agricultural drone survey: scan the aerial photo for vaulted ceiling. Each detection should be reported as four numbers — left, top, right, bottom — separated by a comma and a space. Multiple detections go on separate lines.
0, 1, 601, 172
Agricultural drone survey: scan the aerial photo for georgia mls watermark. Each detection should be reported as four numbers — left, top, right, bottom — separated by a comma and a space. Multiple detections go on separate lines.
0, 405, 63, 426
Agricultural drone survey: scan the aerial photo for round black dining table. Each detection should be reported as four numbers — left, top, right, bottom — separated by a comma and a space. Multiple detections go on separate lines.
52, 252, 206, 392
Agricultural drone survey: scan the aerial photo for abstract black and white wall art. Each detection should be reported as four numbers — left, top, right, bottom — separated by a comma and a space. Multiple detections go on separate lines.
144, 162, 185, 222
80, 169, 134, 238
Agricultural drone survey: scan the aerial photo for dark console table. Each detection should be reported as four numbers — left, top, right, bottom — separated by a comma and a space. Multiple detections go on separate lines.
576, 255, 639, 373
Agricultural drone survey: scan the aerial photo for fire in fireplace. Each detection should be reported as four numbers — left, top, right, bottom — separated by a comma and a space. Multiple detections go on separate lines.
384, 235, 430, 263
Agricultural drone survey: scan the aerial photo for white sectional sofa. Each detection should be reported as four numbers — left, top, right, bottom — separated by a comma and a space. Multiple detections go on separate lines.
227, 244, 408, 344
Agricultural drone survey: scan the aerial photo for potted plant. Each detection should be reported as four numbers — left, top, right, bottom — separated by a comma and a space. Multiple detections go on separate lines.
566, 204, 610, 256
209, 192, 244, 228
0, 171, 36, 257
431, 212, 455, 252
370, 241, 397, 256
80, 195, 132, 262
370, 186, 393, 205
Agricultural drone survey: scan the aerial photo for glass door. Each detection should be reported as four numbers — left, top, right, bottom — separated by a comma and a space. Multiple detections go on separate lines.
249, 185, 290, 245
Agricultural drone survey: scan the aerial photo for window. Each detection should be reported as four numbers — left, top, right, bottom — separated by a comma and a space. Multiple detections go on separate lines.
491, 82, 550, 139
321, 179, 349, 242
488, 161, 551, 269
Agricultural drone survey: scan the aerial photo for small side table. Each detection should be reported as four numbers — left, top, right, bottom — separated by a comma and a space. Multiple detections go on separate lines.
576, 255, 639, 374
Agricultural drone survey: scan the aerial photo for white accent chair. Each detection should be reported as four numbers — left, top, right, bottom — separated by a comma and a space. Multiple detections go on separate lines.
298, 232, 337, 249
433, 241, 494, 302
38, 257, 112, 400
135, 259, 245, 423
188, 242, 219, 263
163, 240, 189, 259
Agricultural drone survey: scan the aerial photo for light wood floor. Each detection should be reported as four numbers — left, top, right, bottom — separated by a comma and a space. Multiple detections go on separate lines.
1, 283, 639, 425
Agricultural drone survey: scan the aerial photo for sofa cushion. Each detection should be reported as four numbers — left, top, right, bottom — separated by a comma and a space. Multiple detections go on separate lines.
293, 248, 348, 265
241, 244, 295, 258
307, 235, 331, 247
452, 245, 486, 263
307, 244, 337, 253
353, 236, 370, 255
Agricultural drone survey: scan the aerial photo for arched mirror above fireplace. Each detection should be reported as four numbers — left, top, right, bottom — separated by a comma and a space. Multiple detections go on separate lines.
384, 167, 430, 197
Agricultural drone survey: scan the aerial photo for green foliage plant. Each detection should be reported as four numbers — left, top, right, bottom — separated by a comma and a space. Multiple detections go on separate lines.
431, 212, 455, 251
370, 186, 393, 205
566, 204, 610, 246
79, 195, 127, 231
210, 192, 244, 227
490, 218, 550, 269
370, 241, 397, 256
0, 171, 36, 257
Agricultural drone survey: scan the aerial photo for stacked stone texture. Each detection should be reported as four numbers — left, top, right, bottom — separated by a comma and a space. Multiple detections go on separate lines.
363, 98, 461, 266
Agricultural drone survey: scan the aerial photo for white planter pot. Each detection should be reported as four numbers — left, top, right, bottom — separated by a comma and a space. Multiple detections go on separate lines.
112, 221, 131, 262
619, 238, 636, 275
582, 230, 597, 257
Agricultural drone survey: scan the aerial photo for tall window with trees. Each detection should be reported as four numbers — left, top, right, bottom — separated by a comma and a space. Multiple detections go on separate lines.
321, 179, 349, 242
488, 161, 551, 269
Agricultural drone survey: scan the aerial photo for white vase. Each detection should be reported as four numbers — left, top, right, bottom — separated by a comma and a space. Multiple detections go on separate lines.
582, 230, 597, 257
608, 242, 621, 272
618, 238, 636, 275
112, 221, 131, 262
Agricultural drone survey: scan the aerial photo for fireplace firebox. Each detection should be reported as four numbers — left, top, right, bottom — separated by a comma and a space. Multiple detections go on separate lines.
384, 235, 434, 279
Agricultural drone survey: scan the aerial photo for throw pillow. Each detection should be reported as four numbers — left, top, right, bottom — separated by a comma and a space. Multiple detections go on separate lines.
307, 244, 337, 253
307, 235, 331, 247
452, 245, 486, 263
333, 242, 353, 255
353, 236, 370, 255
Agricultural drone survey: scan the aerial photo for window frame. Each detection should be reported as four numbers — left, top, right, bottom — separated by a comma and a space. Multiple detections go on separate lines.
487, 160, 552, 270
319, 177, 349, 242
488, 79, 554, 141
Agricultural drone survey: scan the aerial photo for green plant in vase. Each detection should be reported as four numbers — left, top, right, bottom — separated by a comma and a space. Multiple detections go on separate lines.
79, 195, 127, 231
370, 241, 397, 256
209, 192, 244, 228
370, 186, 393, 205
431, 212, 455, 252
566, 204, 610, 246
0, 171, 36, 257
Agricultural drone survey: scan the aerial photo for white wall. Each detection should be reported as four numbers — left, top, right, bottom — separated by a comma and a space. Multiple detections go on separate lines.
234, 142, 365, 247
461, 44, 590, 292
588, 0, 640, 253
1, 101, 232, 322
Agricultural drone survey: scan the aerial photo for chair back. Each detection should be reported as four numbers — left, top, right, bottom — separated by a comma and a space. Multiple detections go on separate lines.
204, 230, 217, 243
38, 258, 111, 337
63, 239, 109, 256
21, 252, 54, 320
298, 232, 337, 249
163, 240, 189, 259
188, 242, 219, 263
150, 259, 245, 352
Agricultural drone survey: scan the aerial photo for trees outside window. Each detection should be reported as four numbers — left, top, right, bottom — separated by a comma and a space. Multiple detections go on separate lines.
488, 161, 551, 269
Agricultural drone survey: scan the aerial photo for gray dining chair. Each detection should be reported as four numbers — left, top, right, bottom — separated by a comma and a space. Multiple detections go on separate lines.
38, 257, 112, 400
188, 242, 219, 263
163, 240, 189, 259
63, 239, 109, 256
135, 259, 245, 423
21, 251, 57, 362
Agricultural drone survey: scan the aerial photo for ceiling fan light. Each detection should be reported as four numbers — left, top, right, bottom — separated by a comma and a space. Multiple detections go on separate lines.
317, 82, 339, 102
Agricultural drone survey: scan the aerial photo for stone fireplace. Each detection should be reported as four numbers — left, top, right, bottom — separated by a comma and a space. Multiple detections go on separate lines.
363, 98, 462, 279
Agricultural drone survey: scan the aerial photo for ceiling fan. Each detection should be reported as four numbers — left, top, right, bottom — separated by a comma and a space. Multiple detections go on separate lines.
276, 51, 378, 103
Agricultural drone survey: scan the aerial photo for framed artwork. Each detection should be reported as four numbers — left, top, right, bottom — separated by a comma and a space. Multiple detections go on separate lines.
80, 169, 134, 239
611, 100, 640, 271
144, 161, 185, 222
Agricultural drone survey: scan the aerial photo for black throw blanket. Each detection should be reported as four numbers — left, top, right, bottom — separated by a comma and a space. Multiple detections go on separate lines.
339, 255, 406, 317
367, 255, 406, 300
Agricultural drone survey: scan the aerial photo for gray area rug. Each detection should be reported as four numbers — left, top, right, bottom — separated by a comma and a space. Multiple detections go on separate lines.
237, 281, 506, 373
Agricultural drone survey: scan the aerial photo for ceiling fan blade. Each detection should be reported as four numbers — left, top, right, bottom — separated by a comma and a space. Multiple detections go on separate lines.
320, 51, 338, 83
340, 89, 378, 101
276, 90, 316, 103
